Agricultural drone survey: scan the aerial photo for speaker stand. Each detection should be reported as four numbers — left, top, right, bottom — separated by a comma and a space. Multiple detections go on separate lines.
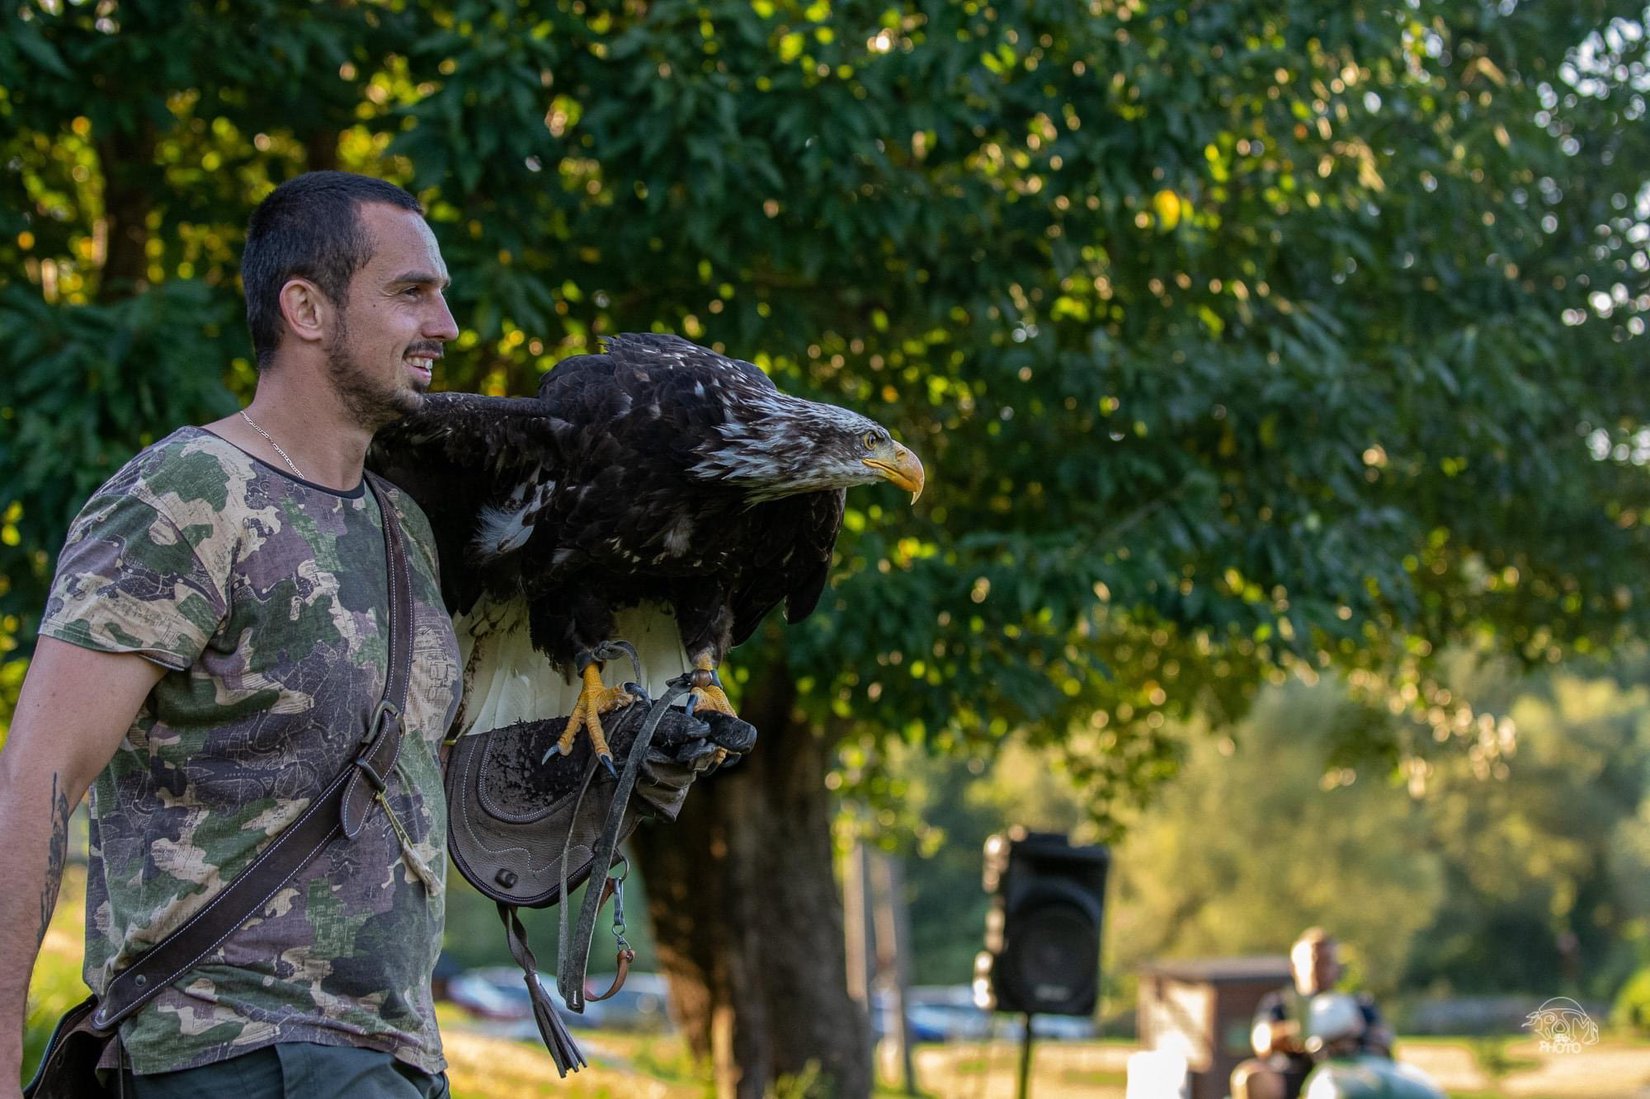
1017, 1012, 1036, 1099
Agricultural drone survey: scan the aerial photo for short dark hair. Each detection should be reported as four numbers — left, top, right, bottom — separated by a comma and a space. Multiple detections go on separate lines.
242, 171, 423, 369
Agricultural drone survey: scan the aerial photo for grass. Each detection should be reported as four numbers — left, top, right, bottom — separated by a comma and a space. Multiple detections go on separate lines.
882, 1038, 1134, 1099
441, 1024, 710, 1098
1467, 1034, 1542, 1080
20, 865, 91, 1085
24, 878, 1650, 1098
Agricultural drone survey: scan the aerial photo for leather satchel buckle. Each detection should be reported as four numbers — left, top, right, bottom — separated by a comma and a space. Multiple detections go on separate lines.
363, 699, 401, 744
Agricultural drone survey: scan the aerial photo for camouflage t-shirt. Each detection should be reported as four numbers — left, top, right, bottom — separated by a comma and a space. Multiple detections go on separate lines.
38, 427, 461, 1076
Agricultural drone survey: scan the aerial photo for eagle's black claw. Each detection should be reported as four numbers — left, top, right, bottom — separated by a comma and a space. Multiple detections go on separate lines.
592, 639, 645, 685
673, 738, 722, 768
599, 753, 619, 779
682, 693, 699, 718
622, 682, 647, 702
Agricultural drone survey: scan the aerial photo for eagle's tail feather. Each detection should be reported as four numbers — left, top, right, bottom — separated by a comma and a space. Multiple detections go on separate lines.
452, 600, 690, 738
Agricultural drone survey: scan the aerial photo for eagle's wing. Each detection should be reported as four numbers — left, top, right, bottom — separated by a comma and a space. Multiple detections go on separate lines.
373, 392, 569, 479
783, 490, 847, 623
557, 331, 778, 394
543, 335, 844, 652
371, 385, 691, 741
369, 392, 568, 613
728, 489, 846, 648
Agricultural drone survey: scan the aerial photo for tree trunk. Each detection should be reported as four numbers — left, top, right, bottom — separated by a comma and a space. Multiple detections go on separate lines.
631, 669, 872, 1098
93, 123, 157, 300
306, 129, 341, 172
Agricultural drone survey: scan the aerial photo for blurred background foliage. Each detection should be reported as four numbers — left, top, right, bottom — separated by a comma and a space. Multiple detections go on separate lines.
892, 649, 1650, 1015
4, 0, 1650, 1083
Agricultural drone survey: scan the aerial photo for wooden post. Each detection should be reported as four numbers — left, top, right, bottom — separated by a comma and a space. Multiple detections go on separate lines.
843, 838, 872, 1006
870, 851, 918, 1095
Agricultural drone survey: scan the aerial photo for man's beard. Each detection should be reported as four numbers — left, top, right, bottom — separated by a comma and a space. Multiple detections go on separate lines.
325, 313, 427, 431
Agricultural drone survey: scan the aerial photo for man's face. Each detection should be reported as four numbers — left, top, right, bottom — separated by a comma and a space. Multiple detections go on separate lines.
326, 203, 457, 430
1292, 939, 1341, 995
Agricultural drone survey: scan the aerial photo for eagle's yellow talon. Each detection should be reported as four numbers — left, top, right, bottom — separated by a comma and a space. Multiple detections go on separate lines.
689, 683, 737, 717
688, 655, 739, 718
553, 661, 634, 761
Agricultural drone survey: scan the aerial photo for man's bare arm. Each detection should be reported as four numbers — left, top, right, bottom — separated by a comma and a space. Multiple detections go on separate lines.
0, 639, 163, 1095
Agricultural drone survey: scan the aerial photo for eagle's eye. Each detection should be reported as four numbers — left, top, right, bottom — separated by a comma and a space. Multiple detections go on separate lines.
862, 431, 878, 449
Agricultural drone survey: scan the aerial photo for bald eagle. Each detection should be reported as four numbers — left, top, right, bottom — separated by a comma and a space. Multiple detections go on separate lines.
368, 333, 925, 764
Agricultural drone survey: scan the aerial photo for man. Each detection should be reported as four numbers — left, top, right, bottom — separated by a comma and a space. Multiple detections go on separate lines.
1229, 928, 1394, 1099
0, 171, 463, 1097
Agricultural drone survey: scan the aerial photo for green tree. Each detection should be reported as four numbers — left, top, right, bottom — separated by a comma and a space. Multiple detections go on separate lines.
1106, 683, 1447, 1002
893, 657, 1650, 1009
878, 738, 1102, 989
1407, 655, 1650, 998
5, 1, 1650, 1094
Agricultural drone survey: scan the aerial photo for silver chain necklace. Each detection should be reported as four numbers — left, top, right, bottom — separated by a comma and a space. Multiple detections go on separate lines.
238, 409, 307, 480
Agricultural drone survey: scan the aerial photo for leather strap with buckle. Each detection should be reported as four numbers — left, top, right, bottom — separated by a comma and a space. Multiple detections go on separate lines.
87, 473, 417, 1031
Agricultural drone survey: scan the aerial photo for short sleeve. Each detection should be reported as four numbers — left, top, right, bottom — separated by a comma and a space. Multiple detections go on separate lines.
39, 490, 228, 671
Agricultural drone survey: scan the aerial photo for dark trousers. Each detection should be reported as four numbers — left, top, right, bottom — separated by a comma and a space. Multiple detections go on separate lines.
122, 1042, 450, 1099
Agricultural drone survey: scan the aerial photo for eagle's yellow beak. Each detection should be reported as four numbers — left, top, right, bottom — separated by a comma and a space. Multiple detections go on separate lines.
864, 441, 926, 503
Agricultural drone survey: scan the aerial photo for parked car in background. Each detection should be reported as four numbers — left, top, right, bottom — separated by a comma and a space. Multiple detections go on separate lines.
593, 971, 673, 1032
445, 965, 676, 1036
873, 985, 1098, 1043
1024, 1013, 1098, 1040
451, 966, 606, 1030
909, 986, 994, 1042
444, 968, 533, 1023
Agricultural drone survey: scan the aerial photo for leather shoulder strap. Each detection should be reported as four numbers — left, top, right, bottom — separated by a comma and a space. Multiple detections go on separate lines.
93, 472, 418, 1030
342, 474, 416, 838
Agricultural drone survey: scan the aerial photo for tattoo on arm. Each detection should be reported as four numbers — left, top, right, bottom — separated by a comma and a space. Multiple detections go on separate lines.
38, 772, 70, 946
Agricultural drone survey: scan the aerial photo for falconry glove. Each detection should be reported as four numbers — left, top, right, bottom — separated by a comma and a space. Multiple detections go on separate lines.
443, 679, 755, 1075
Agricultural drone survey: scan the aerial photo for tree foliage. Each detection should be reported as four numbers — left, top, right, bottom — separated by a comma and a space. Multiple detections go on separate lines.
4, 0, 1647, 788
1407, 654, 1650, 998
1108, 683, 1449, 1002
899, 657, 1650, 1007
4, 0, 1650, 1089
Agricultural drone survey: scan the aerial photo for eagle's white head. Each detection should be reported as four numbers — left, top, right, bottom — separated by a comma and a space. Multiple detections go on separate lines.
690, 389, 925, 505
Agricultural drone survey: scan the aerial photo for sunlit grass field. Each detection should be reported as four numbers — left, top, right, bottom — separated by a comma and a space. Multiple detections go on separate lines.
440, 1022, 707, 1098
23, 868, 713, 1098
25, 871, 1650, 1098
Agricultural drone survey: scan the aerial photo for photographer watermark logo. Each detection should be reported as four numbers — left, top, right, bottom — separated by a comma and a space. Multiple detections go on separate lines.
1523, 997, 1600, 1054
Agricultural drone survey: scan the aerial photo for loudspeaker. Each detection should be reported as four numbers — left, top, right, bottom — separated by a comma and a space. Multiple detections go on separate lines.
974, 829, 1109, 1016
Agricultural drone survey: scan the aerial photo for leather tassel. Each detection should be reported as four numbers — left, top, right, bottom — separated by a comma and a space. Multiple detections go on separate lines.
500, 903, 586, 1075
526, 970, 587, 1076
